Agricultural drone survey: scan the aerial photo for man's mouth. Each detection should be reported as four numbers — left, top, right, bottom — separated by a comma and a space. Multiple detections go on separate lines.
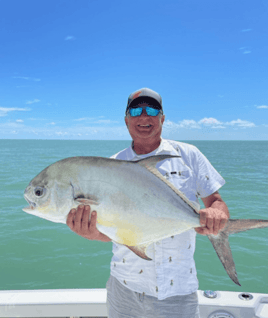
138, 124, 152, 128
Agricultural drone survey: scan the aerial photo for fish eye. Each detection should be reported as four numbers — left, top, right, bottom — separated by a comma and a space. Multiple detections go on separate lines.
34, 187, 45, 197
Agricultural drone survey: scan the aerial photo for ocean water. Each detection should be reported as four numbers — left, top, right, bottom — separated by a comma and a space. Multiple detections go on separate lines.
0, 140, 267, 293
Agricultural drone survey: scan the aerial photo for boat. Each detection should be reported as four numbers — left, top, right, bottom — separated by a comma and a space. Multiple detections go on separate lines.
0, 288, 268, 318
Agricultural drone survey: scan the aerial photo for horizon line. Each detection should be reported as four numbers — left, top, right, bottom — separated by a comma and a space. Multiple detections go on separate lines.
1, 138, 267, 142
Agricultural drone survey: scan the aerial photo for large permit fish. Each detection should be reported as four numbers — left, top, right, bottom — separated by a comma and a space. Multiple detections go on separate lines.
23, 155, 268, 286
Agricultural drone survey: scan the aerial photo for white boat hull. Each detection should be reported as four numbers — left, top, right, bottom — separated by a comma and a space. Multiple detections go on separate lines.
0, 289, 268, 318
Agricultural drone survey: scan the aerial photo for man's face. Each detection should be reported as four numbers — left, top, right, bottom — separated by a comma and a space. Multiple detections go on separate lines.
125, 102, 165, 143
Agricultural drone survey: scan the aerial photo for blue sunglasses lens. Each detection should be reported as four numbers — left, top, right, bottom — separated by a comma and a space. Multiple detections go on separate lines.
129, 107, 143, 117
146, 107, 160, 116
129, 106, 160, 117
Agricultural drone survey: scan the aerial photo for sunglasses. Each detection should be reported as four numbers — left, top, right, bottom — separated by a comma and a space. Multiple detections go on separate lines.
128, 106, 162, 117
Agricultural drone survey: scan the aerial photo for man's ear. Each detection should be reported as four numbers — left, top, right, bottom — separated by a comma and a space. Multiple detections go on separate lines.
161, 114, 165, 124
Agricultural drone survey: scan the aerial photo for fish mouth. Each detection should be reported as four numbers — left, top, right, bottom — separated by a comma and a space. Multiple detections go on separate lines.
23, 197, 37, 212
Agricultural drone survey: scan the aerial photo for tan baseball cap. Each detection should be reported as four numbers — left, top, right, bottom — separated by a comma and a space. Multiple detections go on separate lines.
126, 88, 163, 115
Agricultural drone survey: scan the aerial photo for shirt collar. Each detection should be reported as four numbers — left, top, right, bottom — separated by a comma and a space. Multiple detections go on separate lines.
127, 138, 180, 160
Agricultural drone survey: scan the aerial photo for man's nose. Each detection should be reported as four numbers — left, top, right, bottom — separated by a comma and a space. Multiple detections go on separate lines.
140, 108, 149, 116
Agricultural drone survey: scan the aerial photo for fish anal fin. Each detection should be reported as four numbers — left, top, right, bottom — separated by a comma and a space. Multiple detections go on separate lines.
125, 244, 152, 261
208, 232, 241, 286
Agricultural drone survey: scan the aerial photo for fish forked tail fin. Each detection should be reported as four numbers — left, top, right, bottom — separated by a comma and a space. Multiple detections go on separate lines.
208, 219, 268, 286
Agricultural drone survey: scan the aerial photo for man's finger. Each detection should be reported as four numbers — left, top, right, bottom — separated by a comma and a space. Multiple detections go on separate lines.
199, 211, 206, 227
81, 206, 90, 230
89, 211, 97, 231
195, 227, 208, 235
75, 205, 84, 221
219, 218, 227, 231
206, 216, 214, 231
213, 218, 221, 235
66, 209, 76, 230
73, 205, 84, 230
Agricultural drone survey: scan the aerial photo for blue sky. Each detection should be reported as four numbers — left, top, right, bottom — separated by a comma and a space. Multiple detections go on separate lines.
0, 0, 267, 140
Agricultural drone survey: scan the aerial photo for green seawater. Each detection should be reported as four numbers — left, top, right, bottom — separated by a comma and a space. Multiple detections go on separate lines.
0, 140, 267, 293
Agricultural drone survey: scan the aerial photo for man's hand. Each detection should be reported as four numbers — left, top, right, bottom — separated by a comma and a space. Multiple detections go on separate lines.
66, 205, 111, 242
195, 207, 229, 236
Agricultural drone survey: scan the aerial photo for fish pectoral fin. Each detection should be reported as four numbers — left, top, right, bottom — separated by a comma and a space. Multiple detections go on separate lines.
75, 198, 99, 205
125, 244, 152, 261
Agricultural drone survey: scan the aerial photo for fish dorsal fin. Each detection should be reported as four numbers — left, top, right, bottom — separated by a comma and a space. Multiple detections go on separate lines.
135, 155, 199, 214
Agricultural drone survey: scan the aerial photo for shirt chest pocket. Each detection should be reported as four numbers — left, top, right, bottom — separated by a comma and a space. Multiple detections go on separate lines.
165, 169, 197, 200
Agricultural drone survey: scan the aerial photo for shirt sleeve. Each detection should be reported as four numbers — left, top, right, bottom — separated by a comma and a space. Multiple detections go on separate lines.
192, 147, 226, 198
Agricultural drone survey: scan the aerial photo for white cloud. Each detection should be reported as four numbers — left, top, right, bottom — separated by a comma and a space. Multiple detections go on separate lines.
163, 120, 181, 130
65, 36, 75, 41
26, 99, 40, 105
225, 119, 255, 128
163, 117, 256, 132
95, 119, 119, 124
28, 118, 46, 121
16, 119, 24, 123
74, 118, 88, 121
74, 117, 99, 122
13, 76, 29, 80
0, 107, 30, 117
164, 119, 179, 128
198, 117, 222, 125
257, 105, 268, 109
0, 123, 128, 139
49, 122, 56, 125
164, 119, 200, 130
74, 117, 118, 124
180, 119, 200, 129
239, 47, 251, 54
199, 117, 256, 128
13, 76, 41, 82
0, 122, 24, 128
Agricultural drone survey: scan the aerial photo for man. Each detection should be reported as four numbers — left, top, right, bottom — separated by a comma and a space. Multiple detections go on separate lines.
67, 88, 229, 318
